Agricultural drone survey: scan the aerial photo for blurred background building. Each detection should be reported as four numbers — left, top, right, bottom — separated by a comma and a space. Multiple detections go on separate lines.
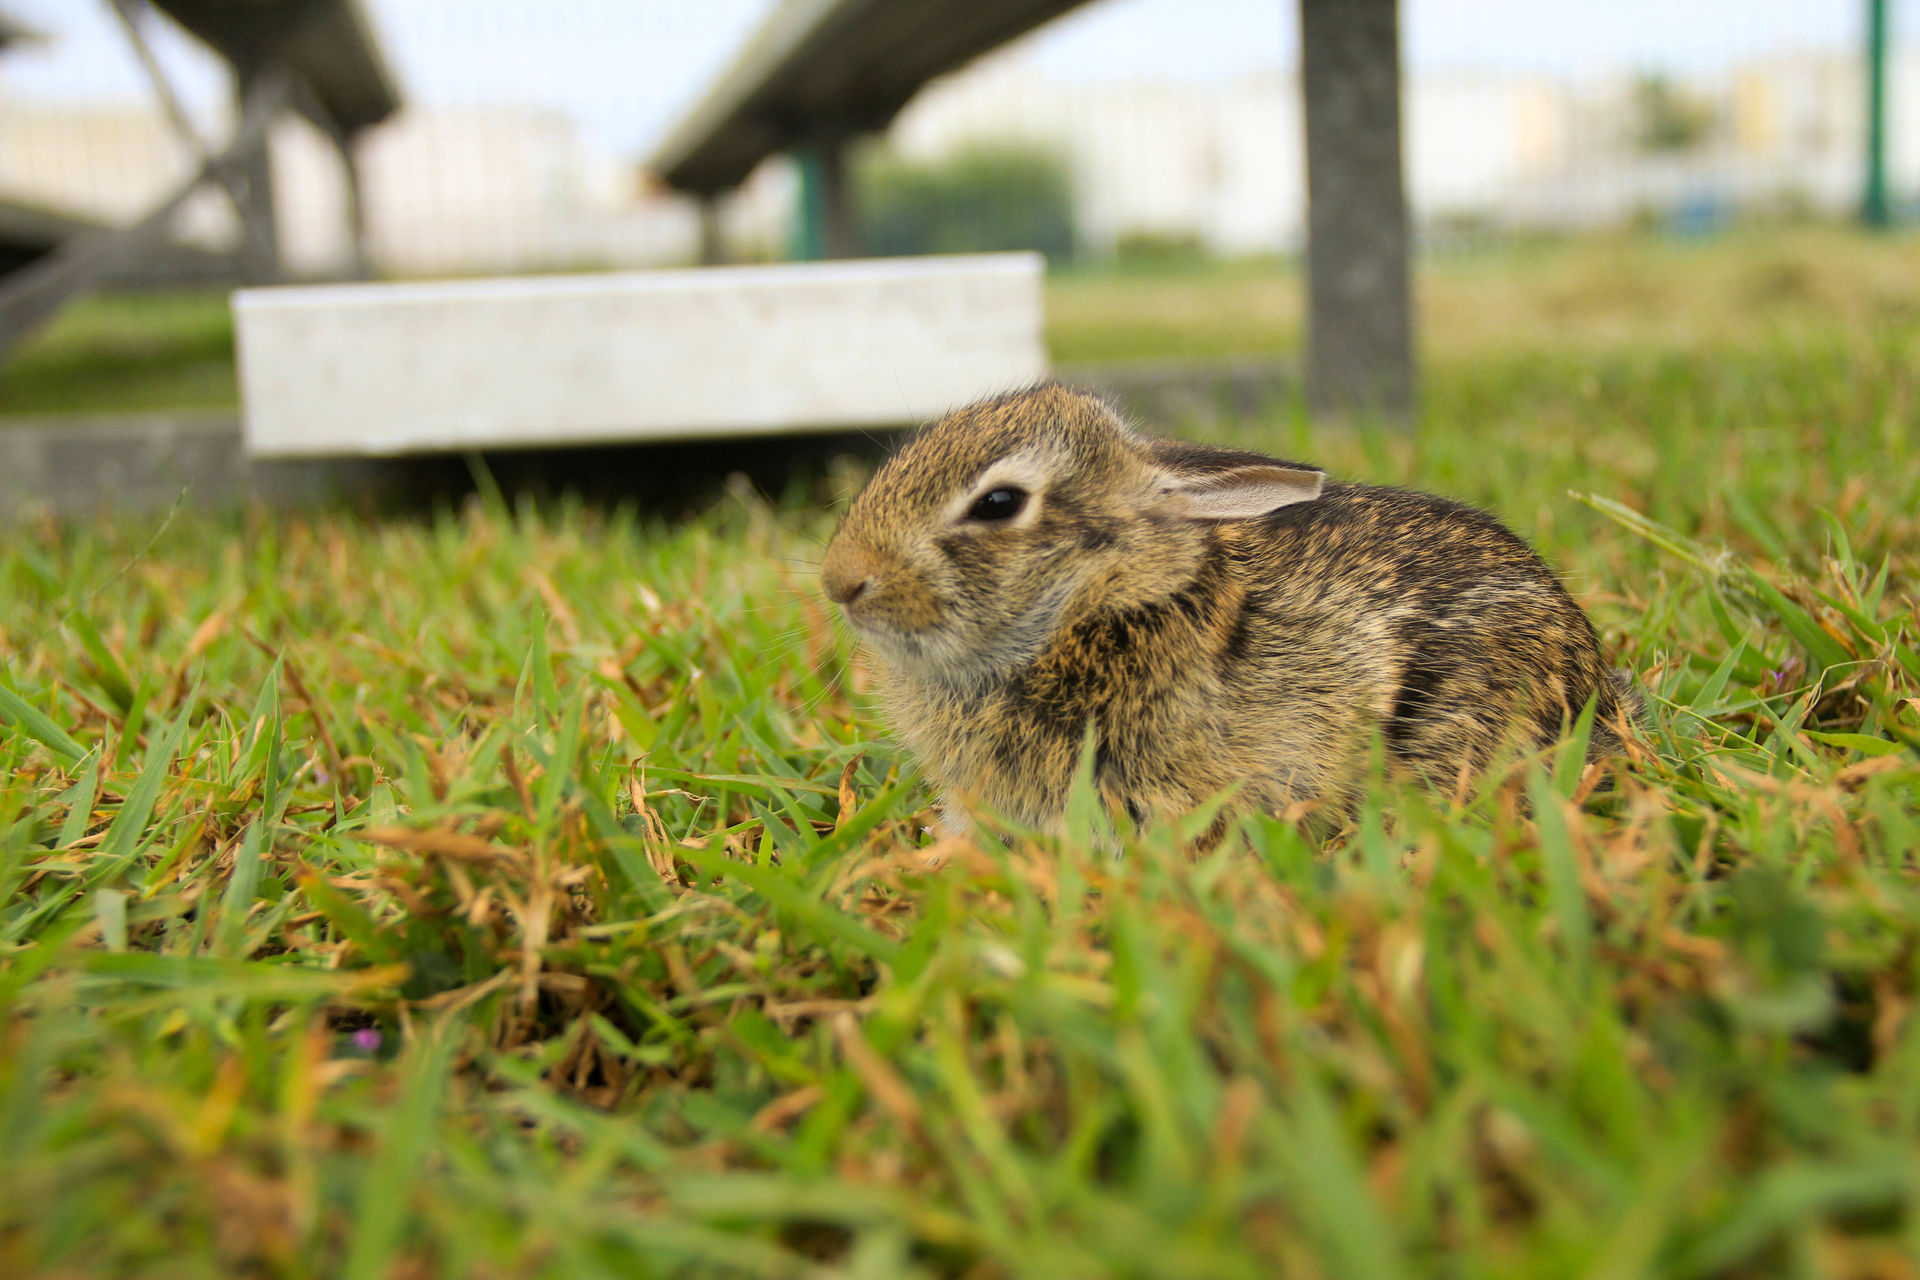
0, 0, 1911, 282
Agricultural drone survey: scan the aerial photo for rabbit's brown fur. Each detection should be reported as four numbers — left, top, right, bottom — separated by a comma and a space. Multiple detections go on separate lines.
822, 385, 1636, 832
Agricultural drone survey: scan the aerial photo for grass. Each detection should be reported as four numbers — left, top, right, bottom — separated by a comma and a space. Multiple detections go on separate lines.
4, 227, 1920, 1277
0, 290, 238, 417
1051, 223, 1920, 366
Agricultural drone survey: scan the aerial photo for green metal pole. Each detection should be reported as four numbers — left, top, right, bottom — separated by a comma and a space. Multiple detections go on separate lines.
789, 145, 825, 261
1864, 0, 1890, 228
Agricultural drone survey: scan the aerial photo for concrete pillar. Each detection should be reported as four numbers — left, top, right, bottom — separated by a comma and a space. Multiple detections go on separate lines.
337, 134, 371, 280
791, 134, 858, 261
816, 134, 857, 260
697, 194, 726, 266
233, 70, 282, 284
1299, 0, 1415, 420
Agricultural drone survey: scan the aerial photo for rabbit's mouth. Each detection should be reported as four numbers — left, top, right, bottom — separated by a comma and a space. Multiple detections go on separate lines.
853, 580, 1079, 692
843, 616, 957, 677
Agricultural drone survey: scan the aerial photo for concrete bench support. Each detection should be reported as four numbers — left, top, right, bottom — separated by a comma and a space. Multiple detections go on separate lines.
235, 253, 1048, 458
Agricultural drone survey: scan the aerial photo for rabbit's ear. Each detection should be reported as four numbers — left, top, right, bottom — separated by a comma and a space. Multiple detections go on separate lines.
1159, 464, 1324, 520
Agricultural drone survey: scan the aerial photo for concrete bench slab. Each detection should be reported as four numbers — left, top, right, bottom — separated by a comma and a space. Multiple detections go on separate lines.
234, 252, 1047, 458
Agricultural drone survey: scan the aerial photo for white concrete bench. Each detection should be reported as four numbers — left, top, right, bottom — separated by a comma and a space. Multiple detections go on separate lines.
234, 252, 1048, 458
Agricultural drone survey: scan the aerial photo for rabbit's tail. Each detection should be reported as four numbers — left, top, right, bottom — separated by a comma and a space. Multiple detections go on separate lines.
1608, 668, 1647, 723
1584, 668, 1646, 764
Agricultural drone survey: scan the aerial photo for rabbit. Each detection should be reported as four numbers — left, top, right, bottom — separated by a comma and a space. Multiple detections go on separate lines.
820, 384, 1639, 835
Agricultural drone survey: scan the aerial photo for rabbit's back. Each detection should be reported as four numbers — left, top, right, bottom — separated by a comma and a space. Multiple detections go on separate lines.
1232, 482, 1630, 786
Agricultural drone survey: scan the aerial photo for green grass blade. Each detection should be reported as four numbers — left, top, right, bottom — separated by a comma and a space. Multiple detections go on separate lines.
0, 678, 88, 767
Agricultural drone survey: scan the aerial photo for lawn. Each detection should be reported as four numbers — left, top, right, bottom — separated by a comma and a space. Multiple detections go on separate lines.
3, 228, 1920, 1277
0, 289, 239, 418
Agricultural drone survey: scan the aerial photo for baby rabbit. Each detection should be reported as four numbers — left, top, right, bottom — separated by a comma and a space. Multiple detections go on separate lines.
821, 385, 1636, 833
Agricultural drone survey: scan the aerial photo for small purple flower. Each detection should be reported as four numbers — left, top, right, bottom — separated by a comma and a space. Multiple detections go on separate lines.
350, 1028, 383, 1054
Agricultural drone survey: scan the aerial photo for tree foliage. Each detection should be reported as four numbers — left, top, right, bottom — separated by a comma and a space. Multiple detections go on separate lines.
857, 144, 1076, 261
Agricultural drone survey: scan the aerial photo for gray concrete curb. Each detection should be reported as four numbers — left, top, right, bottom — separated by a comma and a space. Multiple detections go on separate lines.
0, 411, 391, 522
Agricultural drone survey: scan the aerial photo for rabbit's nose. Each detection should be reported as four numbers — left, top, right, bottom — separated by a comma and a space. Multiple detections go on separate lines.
821, 548, 876, 607
828, 573, 870, 606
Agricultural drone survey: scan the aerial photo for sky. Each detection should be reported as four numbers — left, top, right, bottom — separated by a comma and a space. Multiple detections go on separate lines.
0, 0, 1902, 157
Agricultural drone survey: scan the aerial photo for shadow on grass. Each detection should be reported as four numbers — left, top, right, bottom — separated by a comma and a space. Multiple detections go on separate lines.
365, 429, 898, 521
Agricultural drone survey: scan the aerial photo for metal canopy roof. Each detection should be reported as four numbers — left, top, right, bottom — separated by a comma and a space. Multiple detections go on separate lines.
0, 199, 101, 278
152, 0, 401, 133
0, 12, 44, 50
650, 0, 1095, 194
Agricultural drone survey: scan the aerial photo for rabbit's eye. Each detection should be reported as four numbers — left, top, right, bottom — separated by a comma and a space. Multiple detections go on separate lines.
966, 486, 1028, 523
